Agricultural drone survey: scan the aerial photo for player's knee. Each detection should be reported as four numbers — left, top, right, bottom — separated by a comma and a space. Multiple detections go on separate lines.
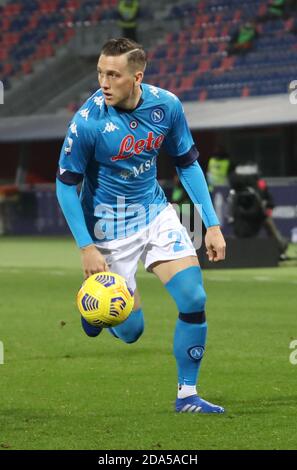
166, 267, 207, 313
184, 283, 206, 313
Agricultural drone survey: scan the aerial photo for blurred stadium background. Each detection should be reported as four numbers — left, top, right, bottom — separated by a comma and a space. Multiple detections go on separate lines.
0, 0, 297, 254
0, 0, 297, 451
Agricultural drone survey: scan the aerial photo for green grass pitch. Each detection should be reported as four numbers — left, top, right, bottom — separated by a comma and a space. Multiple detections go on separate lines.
0, 237, 297, 450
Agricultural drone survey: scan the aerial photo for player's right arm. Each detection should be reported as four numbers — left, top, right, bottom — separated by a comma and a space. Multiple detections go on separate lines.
80, 244, 109, 279
56, 115, 108, 278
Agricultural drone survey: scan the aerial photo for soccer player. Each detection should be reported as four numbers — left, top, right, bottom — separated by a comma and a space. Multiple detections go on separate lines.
56, 38, 226, 414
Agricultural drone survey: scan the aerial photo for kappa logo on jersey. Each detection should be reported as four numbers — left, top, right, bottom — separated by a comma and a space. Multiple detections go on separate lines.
102, 122, 120, 134
111, 132, 165, 161
149, 85, 160, 98
94, 96, 104, 109
70, 122, 78, 137
151, 108, 165, 123
64, 137, 73, 155
79, 108, 89, 121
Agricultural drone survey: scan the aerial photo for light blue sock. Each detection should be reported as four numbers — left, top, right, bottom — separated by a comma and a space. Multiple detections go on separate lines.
165, 266, 207, 386
110, 308, 144, 344
173, 317, 207, 385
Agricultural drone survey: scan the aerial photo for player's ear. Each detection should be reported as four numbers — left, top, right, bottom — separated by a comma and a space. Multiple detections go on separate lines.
135, 70, 143, 86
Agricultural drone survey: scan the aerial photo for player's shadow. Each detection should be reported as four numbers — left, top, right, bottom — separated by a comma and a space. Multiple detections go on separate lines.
226, 394, 297, 415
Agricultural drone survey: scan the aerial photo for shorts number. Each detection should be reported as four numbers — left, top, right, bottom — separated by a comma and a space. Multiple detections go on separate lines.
168, 229, 192, 252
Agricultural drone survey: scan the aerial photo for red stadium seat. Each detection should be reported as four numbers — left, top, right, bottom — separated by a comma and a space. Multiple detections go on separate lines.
199, 89, 208, 102
3, 63, 13, 75
22, 61, 33, 75
198, 59, 211, 73
0, 49, 9, 61
1, 0, 118, 86
233, 9, 242, 22
1, 17, 11, 31
258, 3, 268, 17
241, 86, 250, 98
221, 56, 235, 71
180, 76, 195, 91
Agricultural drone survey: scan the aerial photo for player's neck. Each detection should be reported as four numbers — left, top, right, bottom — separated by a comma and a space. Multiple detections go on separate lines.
118, 86, 143, 111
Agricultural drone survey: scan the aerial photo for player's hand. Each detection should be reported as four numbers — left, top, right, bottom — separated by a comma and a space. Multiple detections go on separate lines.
80, 244, 109, 279
205, 226, 226, 262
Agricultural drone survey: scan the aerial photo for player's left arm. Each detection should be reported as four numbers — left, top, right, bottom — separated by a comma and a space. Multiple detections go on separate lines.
176, 161, 226, 262
164, 95, 226, 262
204, 225, 226, 262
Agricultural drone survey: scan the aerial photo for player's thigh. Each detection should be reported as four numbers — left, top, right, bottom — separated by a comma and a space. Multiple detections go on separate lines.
143, 204, 199, 284
150, 255, 199, 285
96, 233, 144, 293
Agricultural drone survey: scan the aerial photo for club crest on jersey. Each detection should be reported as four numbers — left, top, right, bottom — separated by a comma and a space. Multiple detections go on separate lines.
111, 132, 165, 161
151, 108, 165, 123
130, 120, 138, 129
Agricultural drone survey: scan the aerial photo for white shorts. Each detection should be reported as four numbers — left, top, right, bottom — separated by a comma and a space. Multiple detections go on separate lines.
95, 204, 197, 292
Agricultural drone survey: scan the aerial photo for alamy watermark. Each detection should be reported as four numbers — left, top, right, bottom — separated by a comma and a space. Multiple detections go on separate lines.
289, 339, 297, 365
93, 197, 203, 249
0, 81, 3, 104
289, 80, 297, 104
0, 341, 4, 364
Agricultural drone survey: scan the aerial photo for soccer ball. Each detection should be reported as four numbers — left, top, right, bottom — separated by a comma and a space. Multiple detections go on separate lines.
76, 272, 134, 328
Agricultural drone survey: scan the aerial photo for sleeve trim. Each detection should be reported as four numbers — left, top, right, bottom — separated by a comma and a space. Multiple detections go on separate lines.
56, 168, 84, 186
171, 145, 199, 168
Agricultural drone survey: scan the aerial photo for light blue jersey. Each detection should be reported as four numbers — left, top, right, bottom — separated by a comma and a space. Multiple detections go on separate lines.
58, 84, 198, 241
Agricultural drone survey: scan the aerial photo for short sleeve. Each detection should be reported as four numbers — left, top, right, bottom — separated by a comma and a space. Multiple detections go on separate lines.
163, 97, 198, 167
57, 114, 95, 181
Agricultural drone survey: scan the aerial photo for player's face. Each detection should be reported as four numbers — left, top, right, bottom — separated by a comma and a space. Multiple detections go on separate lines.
97, 54, 142, 109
